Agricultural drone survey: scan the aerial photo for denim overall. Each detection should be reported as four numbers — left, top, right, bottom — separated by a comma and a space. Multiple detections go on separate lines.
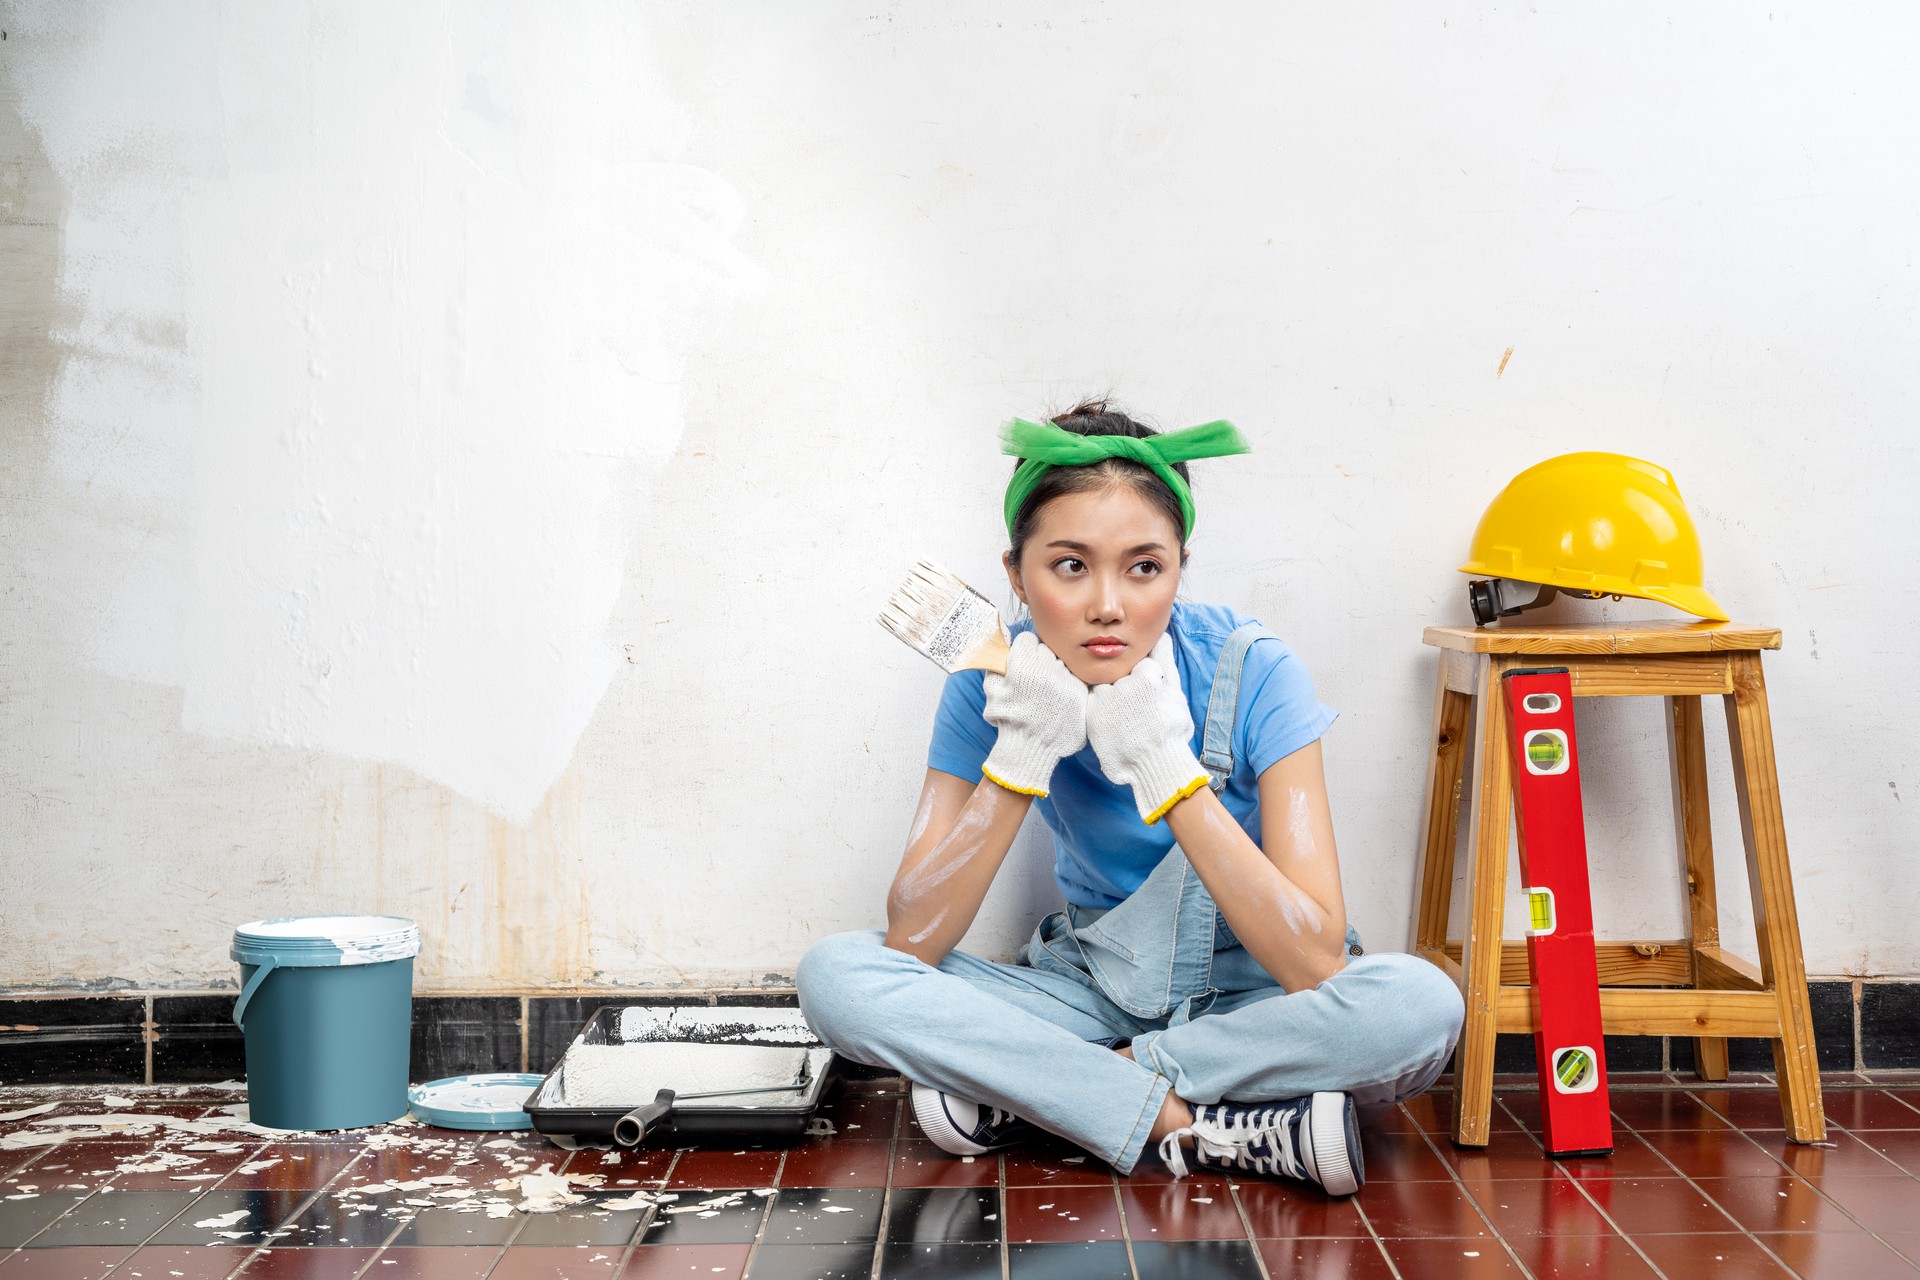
1023, 623, 1367, 1025
795, 624, 1464, 1173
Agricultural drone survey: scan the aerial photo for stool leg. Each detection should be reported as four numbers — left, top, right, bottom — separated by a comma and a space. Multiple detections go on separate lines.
1414, 659, 1474, 956
1454, 654, 1514, 1148
1724, 652, 1826, 1142
1667, 694, 1729, 1082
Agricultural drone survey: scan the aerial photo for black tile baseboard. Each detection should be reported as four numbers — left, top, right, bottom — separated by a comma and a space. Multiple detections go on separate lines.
1386, 976, 1918, 1083
0, 996, 146, 1085
1488, 1032, 1667, 1076
1862, 981, 1920, 1070
2, 978, 1916, 1086
151, 994, 246, 1083
411, 996, 522, 1082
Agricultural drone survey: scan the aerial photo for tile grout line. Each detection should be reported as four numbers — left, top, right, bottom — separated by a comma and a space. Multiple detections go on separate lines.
73, 1101, 309, 1276
13, 1078, 1918, 1278
1503, 1094, 1671, 1280
1, 1133, 75, 1272
1224, 1178, 1274, 1280
1106, 1166, 1142, 1280
288, 1108, 427, 1280
1401, 1097, 1538, 1280
1886, 1089, 1920, 1121
866, 1102, 891, 1280
737, 1142, 775, 1279
1622, 1106, 1824, 1280
997, 1148, 1010, 1280
1350, 1106, 1409, 1280
1680, 1083, 1912, 1174
1345, 1187, 1405, 1280
180, 1101, 276, 1279
644, 1144, 686, 1258
1854, 979, 1865, 1074
133, 1119, 281, 1280
161, 1109, 337, 1279
603, 1138, 665, 1280
1667, 1085, 1920, 1270
1599, 1087, 1920, 1274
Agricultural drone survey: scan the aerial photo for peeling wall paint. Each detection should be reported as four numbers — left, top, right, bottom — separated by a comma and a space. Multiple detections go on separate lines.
2, 2, 1917, 990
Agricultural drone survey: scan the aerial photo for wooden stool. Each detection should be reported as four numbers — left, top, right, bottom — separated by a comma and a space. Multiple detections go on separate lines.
1410, 620, 1826, 1146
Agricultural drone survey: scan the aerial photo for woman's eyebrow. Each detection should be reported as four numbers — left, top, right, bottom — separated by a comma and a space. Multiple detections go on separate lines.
1046, 539, 1168, 555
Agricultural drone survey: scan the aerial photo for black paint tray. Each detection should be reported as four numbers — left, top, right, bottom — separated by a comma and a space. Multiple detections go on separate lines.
524, 1004, 838, 1149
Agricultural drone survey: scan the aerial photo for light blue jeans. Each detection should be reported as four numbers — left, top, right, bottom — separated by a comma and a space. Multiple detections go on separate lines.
797, 852, 1466, 1174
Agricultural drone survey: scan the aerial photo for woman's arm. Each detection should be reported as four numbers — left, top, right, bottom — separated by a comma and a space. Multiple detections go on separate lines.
1162, 738, 1350, 991
883, 767, 1034, 966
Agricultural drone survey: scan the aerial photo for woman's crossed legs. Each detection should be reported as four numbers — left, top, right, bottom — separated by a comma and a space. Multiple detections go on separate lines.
796, 930, 1463, 1176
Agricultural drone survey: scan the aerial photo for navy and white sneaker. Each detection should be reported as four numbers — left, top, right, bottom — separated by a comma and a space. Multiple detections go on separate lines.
1157, 1092, 1364, 1196
910, 1037, 1129, 1156
910, 1081, 1037, 1156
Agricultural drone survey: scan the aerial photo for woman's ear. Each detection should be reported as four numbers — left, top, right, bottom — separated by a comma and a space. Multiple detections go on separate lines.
1001, 549, 1027, 606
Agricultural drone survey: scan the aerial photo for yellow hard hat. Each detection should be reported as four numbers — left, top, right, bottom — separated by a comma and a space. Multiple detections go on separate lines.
1459, 451, 1729, 622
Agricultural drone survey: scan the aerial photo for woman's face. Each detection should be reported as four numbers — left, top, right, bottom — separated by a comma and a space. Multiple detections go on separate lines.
1002, 483, 1183, 686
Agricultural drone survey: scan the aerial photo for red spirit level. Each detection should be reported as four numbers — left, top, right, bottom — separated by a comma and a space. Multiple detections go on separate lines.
1502, 666, 1614, 1158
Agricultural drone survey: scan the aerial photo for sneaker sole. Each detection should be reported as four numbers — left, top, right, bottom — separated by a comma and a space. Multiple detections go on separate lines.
1309, 1092, 1362, 1196
910, 1081, 992, 1157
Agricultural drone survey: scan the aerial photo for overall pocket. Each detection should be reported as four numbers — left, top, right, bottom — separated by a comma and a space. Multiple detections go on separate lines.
1069, 849, 1219, 1020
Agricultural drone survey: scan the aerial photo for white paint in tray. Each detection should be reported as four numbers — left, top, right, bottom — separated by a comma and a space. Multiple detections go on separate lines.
555, 1043, 810, 1109
614, 1006, 817, 1045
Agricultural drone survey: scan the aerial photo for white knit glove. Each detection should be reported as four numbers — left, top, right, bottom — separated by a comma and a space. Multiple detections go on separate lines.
1086, 634, 1210, 824
980, 632, 1089, 798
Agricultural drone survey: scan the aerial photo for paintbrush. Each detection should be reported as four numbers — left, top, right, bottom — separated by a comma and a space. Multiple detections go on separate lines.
879, 559, 1010, 675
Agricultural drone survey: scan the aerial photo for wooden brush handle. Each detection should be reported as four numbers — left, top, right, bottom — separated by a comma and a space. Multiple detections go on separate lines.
956, 628, 1010, 676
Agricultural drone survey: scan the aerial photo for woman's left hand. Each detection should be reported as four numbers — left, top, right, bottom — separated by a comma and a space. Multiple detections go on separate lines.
1086, 634, 1212, 824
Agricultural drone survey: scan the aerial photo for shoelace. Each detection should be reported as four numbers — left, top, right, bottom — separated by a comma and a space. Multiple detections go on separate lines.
1156, 1104, 1308, 1182
956, 1099, 1020, 1143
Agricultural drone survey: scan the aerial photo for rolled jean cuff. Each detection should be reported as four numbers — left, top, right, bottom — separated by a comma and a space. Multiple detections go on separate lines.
1127, 1028, 1191, 1102
1111, 1069, 1174, 1176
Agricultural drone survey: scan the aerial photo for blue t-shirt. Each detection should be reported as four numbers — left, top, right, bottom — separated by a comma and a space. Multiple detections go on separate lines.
926, 600, 1340, 909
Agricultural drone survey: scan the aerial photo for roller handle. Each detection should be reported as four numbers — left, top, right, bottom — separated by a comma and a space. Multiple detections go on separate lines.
613, 1089, 676, 1147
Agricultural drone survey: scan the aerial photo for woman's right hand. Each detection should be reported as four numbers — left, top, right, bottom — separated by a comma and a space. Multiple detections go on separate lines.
979, 631, 1088, 797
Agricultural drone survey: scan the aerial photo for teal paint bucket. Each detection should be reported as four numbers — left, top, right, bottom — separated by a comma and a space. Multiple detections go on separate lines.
231, 915, 422, 1131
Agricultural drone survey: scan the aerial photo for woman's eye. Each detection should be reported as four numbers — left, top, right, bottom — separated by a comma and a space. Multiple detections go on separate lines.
1130, 560, 1162, 576
1053, 557, 1086, 574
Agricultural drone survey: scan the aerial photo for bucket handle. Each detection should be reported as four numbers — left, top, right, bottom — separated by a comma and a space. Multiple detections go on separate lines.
232, 955, 279, 1032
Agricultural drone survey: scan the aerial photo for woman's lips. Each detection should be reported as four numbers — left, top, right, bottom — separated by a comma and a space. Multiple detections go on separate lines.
1084, 639, 1126, 658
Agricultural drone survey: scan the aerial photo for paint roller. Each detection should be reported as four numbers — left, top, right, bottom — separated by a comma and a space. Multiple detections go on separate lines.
611, 1051, 818, 1147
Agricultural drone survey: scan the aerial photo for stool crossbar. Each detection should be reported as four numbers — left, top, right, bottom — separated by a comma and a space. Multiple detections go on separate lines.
1409, 620, 1826, 1146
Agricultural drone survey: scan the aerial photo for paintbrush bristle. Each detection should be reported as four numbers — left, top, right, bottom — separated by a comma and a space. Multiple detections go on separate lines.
879, 559, 1007, 674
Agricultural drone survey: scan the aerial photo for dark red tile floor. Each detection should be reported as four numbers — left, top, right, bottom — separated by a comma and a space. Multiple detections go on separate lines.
3, 1075, 1919, 1278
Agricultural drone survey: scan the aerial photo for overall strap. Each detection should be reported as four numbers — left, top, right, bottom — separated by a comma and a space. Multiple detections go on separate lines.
1201, 622, 1278, 792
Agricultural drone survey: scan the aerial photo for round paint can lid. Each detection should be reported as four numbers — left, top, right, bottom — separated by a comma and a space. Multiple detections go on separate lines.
407, 1073, 545, 1130
232, 915, 422, 967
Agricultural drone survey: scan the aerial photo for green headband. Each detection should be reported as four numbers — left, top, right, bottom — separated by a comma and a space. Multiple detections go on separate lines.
1000, 416, 1251, 540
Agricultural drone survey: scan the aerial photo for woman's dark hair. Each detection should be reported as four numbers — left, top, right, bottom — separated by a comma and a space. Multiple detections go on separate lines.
1007, 399, 1191, 568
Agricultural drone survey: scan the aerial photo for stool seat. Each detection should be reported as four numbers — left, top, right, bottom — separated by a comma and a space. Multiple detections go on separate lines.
1410, 620, 1825, 1146
1423, 619, 1782, 654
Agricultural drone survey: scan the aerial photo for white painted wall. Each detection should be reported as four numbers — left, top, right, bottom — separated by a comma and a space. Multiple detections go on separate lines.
3, 2, 1915, 991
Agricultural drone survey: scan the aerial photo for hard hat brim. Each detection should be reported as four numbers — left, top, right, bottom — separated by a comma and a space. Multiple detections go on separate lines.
1638, 582, 1731, 624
